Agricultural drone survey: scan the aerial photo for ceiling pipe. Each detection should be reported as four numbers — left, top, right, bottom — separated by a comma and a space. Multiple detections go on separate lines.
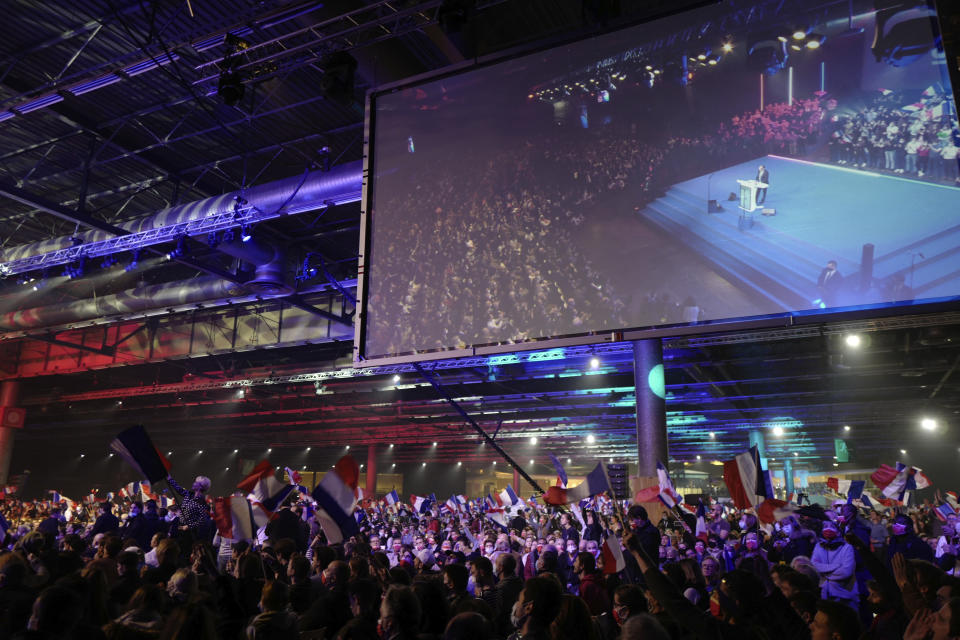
0, 160, 363, 262
0, 273, 356, 332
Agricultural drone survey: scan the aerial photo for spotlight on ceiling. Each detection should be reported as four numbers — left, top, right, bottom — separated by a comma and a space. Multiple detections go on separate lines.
530, 436, 538, 445
921, 417, 937, 431
772, 426, 784, 437
843, 425, 851, 432
393, 375, 401, 383
805, 34, 826, 49
747, 37, 788, 75
586, 434, 596, 444
589, 357, 600, 369
218, 72, 245, 106
845, 334, 862, 348
900, 449, 907, 455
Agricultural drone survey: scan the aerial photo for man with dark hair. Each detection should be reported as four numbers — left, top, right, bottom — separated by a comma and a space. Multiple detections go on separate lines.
817, 260, 844, 307
810, 599, 861, 640
509, 576, 561, 640
627, 505, 660, 567
574, 551, 609, 615
300, 560, 351, 635
89, 502, 120, 539
443, 563, 471, 611
495, 553, 523, 637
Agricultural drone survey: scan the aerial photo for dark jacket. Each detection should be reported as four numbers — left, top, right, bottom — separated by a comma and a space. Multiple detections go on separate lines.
89, 513, 120, 538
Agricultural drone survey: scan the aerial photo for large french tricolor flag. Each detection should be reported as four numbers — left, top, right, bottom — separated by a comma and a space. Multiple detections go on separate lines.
110, 425, 172, 484
723, 446, 767, 509
411, 494, 432, 514
499, 485, 520, 507
385, 489, 400, 506
543, 462, 610, 505
312, 455, 360, 544
213, 496, 256, 541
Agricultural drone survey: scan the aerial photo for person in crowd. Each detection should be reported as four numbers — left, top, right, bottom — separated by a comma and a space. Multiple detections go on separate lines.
166, 474, 214, 540
507, 576, 560, 640
811, 520, 858, 609
888, 513, 935, 564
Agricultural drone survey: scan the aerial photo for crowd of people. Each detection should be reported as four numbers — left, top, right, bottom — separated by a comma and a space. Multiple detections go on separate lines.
1, 467, 960, 640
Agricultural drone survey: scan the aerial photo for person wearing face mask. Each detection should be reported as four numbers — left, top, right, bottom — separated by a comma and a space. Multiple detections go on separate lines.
737, 532, 768, 566
442, 563, 471, 611
557, 540, 580, 592
772, 516, 814, 564
887, 514, 934, 566
902, 597, 960, 640
573, 551, 610, 615
811, 520, 858, 609
507, 577, 561, 640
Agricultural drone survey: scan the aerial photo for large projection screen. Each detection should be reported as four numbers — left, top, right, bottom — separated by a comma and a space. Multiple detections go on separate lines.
359, 0, 960, 362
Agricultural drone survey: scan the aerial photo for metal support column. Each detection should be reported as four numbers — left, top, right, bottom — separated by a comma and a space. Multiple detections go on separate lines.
0, 381, 21, 486
366, 444, 377, 496
633, 339, 669, 521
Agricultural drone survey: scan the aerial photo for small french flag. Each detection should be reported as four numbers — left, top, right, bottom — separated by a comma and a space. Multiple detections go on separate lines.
601, 535, 626, 574
385, 490, 400, 506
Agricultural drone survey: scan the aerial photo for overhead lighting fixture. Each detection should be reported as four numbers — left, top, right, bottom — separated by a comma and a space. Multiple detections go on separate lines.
589, 357, 600, 369
921, 417, 937, 431
793, 452, 798, 456
432, 441, 437, 447
530, 436, 538, 445
586, 434, 596, 444
772, 426, 784, 436
709, 432, 716, 438
900, 449, 907, 455
806, 34, 825, 49
792, 29, 807, 40
721, 43, 733, 52
843, 425, 851, 432
845, 334, 861, 348
392, 374, 401, 383
240, 224, 253, 242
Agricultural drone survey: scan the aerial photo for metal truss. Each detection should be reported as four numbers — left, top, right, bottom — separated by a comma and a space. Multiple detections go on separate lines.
0, 178, 361, 277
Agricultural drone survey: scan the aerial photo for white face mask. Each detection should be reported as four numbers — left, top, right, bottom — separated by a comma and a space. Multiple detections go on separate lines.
738, 519, 747, 529
782, 524, 793, 535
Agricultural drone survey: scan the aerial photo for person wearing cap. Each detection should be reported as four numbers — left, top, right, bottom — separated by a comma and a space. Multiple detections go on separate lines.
166, 474, 214, 540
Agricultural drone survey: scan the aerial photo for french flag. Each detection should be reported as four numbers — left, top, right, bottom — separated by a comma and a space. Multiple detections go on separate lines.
110, 425, 173, 484
499, 485, 520, 507
49, 490, 62, 503
871, 462, 931, 501
602, 535, 626, 574
935, 502, 956, 522
549, 453, 568, 488
445, 495, 461, 514
238, 460, 295, 523
385, 490, 400, 506
656, 461, 682, 508
312, 455, 360, 544
543, 462, 610, 505
214, 495, 256, 541
723, 446, 768, 509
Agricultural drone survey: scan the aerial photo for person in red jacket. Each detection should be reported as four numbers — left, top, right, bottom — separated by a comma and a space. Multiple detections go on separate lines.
573, 551, 610, 615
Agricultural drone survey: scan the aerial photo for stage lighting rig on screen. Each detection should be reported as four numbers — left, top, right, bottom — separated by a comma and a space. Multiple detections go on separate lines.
872, 1, 942, 67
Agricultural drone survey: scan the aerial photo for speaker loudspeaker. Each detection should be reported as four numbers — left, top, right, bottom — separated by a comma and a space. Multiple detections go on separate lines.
0, 407, 25, 429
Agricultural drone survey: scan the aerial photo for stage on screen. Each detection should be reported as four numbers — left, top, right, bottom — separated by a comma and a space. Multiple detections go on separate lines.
358, 0, 960, 362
